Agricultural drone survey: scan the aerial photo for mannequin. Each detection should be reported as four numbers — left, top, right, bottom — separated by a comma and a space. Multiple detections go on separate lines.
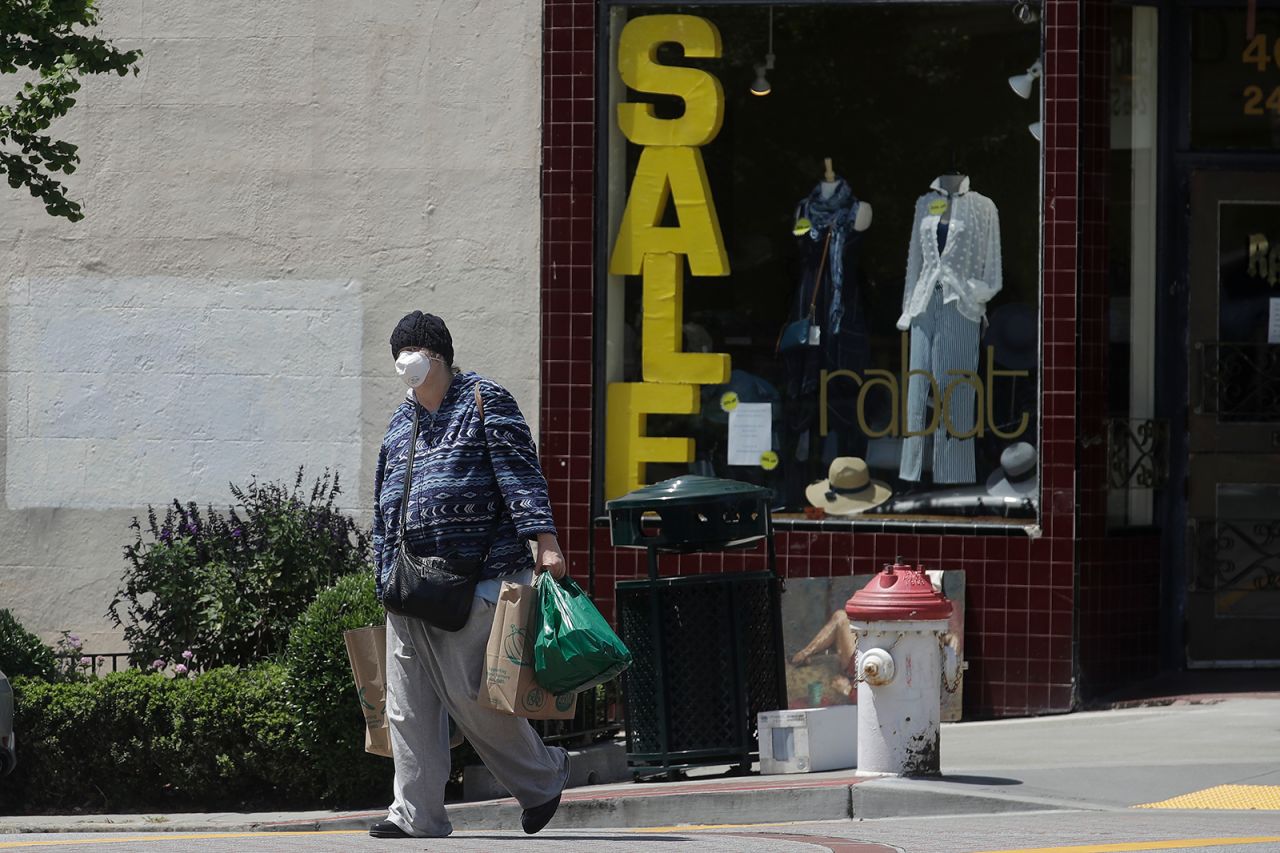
819, 157, 872, 230
781, 158, 873, 508
898, 172, 1003, 486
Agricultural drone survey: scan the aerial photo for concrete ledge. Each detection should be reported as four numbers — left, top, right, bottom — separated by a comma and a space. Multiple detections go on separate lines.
450, 784, 856, 831
463, 741, 629, 802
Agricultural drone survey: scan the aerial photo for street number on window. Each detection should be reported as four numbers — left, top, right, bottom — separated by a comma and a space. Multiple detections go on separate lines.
1242, 35, 1280, 71
1241, 36, 1280, 116
1242, 85, 1280, 116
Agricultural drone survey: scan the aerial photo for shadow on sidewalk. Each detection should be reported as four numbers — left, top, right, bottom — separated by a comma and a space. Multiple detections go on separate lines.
936, 775, 1023, 786
1089, 669, 1280, 709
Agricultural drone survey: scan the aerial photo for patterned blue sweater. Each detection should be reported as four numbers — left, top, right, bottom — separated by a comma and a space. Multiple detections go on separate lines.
373, 372, 557, 599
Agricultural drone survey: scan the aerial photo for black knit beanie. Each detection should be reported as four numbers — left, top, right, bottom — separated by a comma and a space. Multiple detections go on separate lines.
389, 311, 454, 365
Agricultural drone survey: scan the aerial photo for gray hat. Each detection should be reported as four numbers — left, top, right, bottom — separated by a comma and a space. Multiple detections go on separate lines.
985, 442, 1037, 498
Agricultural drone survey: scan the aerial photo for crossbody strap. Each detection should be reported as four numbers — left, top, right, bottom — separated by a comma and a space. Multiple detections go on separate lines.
806, 226, 834, 321
398, 403, 420, 535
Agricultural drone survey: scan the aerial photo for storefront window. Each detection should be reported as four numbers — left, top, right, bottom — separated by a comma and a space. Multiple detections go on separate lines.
1191, 6, 1280, 150
600, 4, 1043, 525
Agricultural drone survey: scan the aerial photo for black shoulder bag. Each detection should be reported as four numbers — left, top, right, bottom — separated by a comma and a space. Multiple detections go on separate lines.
383, 385, 498, 631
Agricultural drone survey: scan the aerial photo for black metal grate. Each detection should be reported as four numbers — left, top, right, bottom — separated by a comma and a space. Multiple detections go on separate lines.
1195, 342, 1280, 421
618, 571, 784, 771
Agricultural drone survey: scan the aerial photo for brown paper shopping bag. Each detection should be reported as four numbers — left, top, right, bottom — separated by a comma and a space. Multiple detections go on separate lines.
343, 625, 392, 758
478, 582, 577, 720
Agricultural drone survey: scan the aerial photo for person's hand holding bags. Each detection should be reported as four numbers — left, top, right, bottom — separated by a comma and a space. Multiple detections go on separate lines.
532, 563, 632, 695
535, 533, 568, 580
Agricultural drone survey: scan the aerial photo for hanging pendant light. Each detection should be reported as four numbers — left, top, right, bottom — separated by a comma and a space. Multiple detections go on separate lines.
750, 7, 776, 97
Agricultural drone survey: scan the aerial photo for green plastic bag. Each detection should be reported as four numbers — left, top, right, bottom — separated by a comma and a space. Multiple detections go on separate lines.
533, 572, 633, 695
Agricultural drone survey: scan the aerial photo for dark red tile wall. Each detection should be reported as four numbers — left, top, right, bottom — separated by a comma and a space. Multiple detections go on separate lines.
541, 0, 596, 579
1073, 0, 1161, 697
541, 0, 1098, 718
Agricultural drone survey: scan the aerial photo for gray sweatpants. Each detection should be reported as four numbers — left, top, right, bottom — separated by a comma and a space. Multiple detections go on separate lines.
384, 598, 569, 838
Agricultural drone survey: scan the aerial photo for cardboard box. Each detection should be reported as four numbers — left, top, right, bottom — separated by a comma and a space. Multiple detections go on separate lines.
758, 705, 857, 774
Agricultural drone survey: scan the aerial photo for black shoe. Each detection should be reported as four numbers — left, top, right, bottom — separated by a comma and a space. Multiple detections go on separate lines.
521, 792, 561, 835
369, 819, 411, 839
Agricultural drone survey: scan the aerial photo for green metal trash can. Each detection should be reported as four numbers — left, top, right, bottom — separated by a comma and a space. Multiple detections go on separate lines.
606, 476, 786, 779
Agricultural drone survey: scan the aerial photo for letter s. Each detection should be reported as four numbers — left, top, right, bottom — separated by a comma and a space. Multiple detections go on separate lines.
617, 15, 725, 147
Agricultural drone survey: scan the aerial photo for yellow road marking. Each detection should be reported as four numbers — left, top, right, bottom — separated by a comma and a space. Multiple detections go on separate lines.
0, 831, 363, 849
974, 837, 1280, 853
1134, 785, 1280, 810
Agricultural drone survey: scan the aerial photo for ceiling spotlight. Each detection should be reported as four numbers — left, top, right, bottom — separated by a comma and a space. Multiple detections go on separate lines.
1028, 121, 1043, 142
1008, 59, 1043, 99
1013, 0, 1039, 24
751, 7, 776, 97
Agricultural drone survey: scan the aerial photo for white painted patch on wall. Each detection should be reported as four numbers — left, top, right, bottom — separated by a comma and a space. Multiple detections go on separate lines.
6, 278, 363, 510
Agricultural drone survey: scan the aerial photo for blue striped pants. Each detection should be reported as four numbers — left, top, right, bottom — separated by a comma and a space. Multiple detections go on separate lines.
899, 286, 980, 484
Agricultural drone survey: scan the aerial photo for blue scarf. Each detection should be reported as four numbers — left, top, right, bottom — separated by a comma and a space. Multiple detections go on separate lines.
798, 179, 860, 334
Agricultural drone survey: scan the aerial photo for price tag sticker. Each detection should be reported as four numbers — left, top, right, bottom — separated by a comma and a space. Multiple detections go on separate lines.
759, 450, 779, 470
720, 391, 739, 412
928, 199, 949, 216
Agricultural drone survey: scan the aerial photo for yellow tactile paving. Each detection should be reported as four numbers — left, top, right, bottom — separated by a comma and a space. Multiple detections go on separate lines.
1134, 784, 1280, 810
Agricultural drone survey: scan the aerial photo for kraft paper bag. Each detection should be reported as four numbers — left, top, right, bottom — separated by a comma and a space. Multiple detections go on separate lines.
479, 582, 577, 720
343, 625, 392, 758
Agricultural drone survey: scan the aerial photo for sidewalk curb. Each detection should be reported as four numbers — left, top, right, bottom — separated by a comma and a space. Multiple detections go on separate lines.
0, 779, 1088, 835
256, 780, 1068, 833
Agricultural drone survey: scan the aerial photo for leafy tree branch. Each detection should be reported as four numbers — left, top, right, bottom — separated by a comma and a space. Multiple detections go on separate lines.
1, 0, 141, 221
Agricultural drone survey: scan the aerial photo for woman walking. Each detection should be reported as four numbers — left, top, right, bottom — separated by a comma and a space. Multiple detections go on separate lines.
370, 311, 569, 839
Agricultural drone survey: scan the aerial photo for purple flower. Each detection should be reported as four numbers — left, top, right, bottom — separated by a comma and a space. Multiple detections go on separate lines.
78, 656, 92, 667
68, 634, 82, 649
232, 527, 243, 539
174, 664, 188, 676
181, 650, 194, 661
150, 659, 165, 670
159, 529, 173, 544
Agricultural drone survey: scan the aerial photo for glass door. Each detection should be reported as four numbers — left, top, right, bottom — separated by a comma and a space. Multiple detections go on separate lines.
1186, 171, 1280, 666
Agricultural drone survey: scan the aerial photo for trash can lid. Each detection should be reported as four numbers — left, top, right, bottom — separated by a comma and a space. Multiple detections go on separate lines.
606, 475, 771, 510
845, 560, 953, 621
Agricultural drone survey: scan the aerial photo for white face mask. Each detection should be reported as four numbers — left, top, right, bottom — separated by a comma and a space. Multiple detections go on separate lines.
395, 351, 432, 388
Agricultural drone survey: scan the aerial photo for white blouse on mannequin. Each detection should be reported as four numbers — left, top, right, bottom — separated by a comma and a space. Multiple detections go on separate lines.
897, 175, 1002, 331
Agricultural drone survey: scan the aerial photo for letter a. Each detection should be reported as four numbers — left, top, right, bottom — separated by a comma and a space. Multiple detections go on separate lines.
608, 146, 730, 277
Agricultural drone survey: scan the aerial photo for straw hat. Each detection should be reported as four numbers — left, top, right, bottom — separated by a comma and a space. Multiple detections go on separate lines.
985, 442, 1038, 498
805, 457, 893, 516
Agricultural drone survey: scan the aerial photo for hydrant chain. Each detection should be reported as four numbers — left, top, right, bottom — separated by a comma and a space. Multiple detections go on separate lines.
940, 632, 964, 694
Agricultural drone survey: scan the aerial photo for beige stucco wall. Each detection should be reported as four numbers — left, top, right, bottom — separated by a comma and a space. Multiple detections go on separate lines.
0, 0, 544, 649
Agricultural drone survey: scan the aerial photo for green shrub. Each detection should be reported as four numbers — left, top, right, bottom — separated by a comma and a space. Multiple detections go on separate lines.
283, 571, 393, 805
0, 610, 55, 680
0, 666, 308, 814
108, 468, 372, 668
